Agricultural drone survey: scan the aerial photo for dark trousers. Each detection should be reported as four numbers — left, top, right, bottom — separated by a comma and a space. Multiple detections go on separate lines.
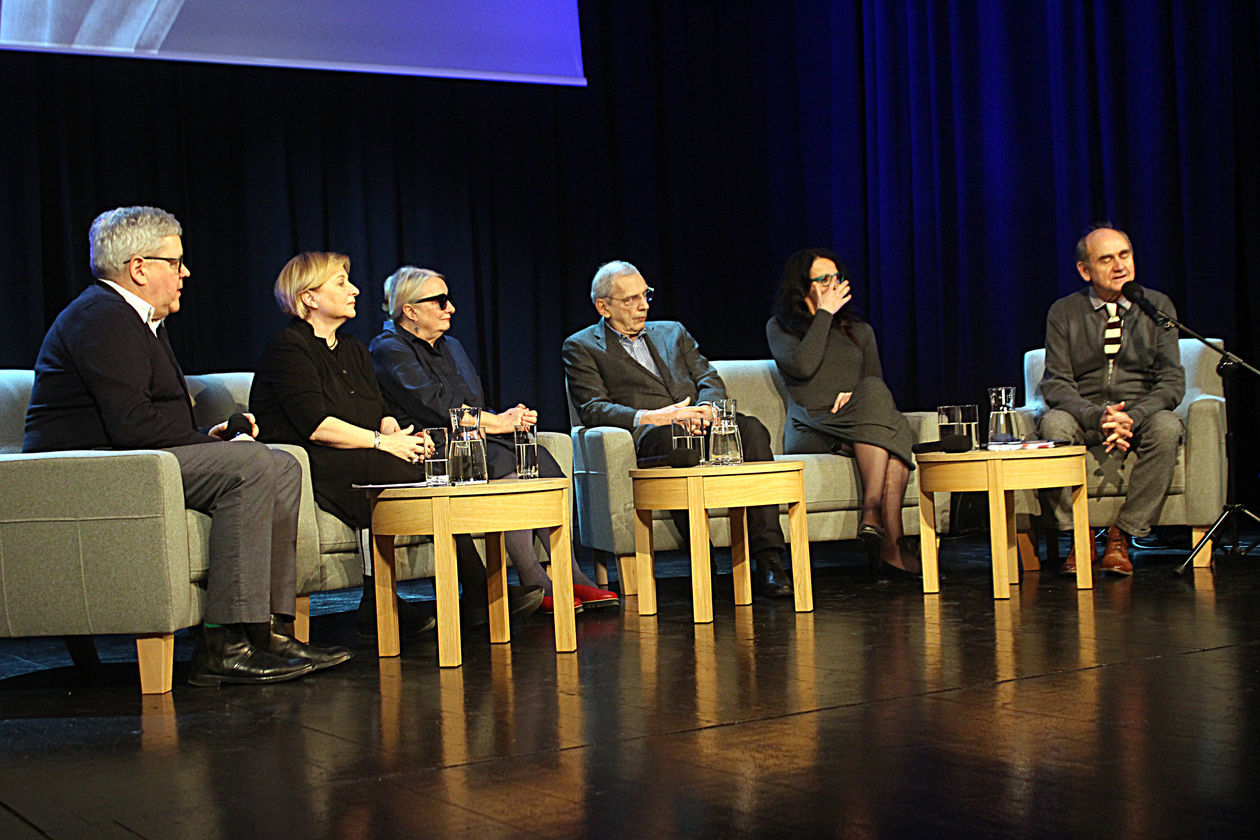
169, 441, 301, 624
636, 414, 787, 561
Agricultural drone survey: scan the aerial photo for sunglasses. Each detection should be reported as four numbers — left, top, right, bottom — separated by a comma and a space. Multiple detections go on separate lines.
410, 293, 450, 309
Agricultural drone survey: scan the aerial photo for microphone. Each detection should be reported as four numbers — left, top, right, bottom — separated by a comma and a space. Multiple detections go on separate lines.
224, 412, 254, 440
911, 434, 973, 455
1120, 281, 1170, 325
636, 448, 702, 468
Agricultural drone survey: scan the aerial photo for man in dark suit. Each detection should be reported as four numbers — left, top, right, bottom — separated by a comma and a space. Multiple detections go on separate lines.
562, 259, 793, 597
24, 205, 350, 686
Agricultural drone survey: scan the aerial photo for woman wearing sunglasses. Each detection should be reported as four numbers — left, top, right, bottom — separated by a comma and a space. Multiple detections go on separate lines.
369, 266, 618, 614
767, 248, 919, 579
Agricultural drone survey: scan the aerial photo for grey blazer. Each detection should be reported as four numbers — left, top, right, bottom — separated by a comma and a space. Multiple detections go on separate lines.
562, 319, 727, 445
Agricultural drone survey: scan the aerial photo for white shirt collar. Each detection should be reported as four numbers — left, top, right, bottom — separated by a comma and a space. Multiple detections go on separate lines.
101, 279, 162, 334
1088, 287, 1131, 312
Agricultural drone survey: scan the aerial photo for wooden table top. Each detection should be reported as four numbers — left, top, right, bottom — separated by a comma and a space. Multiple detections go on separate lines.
914, 445, 1085, 464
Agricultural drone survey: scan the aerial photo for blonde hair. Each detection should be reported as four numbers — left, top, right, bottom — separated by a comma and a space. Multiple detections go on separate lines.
274, 252, 351, 319
383, 265, 443, 322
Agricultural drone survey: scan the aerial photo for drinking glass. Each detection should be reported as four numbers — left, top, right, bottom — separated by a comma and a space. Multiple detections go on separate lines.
707, 398, 743, 465
671, 419, 706, 463
937, 404, 980, 450
423, 428, 450, 486
514, 425, 539, 479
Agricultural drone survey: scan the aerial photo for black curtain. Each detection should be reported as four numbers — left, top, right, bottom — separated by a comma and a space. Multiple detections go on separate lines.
3, 1, 1258, 499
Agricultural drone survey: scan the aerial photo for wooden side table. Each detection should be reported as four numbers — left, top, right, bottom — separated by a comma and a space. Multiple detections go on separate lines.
365, 477, 577, 667
629, 460, 812, 623
916, 446, 1091, 598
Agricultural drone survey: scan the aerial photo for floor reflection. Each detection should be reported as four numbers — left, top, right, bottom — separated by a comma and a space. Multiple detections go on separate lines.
3, 536, 1260, 836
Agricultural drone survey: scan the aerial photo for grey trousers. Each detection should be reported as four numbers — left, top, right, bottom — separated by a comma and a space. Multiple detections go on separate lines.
169, 441, 301, 624
1038, 408, 1183, 537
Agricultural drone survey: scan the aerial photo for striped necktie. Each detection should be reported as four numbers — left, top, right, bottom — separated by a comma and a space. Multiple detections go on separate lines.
1103, 302, 1122, 364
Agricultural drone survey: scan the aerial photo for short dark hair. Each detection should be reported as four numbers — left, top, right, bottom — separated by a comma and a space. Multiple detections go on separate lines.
1075, 221, 1131, 265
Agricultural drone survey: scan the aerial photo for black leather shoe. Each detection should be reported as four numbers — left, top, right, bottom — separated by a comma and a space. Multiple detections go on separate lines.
188, 624, 313, 687
266, 617, 353, 672
356, 591, 437, 639
462, 584, 545, 627
754, 556, 794, 598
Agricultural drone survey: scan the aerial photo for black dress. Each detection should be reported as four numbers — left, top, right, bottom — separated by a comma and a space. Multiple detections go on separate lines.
766, 312, 914, 467
250, 318, 426, 529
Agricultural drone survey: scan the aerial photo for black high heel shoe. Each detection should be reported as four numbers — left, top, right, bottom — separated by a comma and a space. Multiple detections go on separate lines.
878, 536, 924, 581
857, 523, 884, 575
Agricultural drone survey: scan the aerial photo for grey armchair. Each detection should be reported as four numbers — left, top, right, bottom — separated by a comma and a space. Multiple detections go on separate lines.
1019, 337, 1227, 564
569, 359, 934, 588
1, 369, 210, 694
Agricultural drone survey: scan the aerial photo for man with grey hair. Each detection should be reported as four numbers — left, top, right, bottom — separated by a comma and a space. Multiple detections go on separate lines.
562, 260, 793, 597
1039, 223, 1185, 577
24, 206, 350, 686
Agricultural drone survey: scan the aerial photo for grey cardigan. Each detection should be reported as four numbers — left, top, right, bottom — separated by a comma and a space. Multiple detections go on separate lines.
1040, 287, 1185, 432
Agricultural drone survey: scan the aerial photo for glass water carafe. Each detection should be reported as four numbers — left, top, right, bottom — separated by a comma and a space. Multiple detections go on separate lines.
448, 406, 488, 483
708, 399, 743, 465
987, 386, 1019, 444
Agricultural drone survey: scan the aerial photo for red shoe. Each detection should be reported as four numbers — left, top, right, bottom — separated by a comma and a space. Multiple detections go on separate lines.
573, 585, 620, 609
540, 595, 583, 614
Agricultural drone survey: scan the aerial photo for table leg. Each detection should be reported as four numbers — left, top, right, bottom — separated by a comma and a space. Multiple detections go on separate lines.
635, 506, 658, 615
918, 488, 940, 594
373, 531, 401, 657
1004, 489, 1019, 586
485, 531, 510, 645
788, 497, 813, 612
986, 461, 1012, 599
687, 475, 714, 624
1070, 481, 1094, 590
431, 499, 463, 667
549, 507, 577, 653
731, 506, 752, 606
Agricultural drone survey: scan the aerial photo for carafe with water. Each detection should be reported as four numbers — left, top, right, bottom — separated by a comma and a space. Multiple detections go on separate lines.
987, 386, 1019, 445
708, 399, 743, 465
448, 406, 488, 484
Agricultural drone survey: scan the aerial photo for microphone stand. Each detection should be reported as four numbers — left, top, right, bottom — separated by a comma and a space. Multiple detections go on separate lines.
1144, 303, 1260, 576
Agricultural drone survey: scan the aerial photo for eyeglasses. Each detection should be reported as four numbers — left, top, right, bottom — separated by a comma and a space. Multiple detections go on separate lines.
605, 287, 654, 307
810, 273, 844, 284
133, 255, 185, 272
410, 293, 451, 310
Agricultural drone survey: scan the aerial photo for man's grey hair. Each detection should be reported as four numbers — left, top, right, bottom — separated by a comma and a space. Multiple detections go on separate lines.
590, 260, 641, 306
89, 206, 182, 280
1075, 221, 1131, 266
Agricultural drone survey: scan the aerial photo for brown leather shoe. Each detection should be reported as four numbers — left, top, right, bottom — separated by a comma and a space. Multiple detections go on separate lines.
1058, 530, 1099, 577
1101, 526, 1133, 576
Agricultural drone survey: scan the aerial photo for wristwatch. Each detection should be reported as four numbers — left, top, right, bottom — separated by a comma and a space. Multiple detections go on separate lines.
373, 431, 382, 449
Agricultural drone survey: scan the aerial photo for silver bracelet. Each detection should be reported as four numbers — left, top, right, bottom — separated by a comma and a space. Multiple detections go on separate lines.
373, 431, 382, 449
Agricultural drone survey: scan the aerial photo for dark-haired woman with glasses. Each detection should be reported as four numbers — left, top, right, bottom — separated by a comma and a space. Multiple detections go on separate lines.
369, 266, 618, 613
767, 248, 920, 579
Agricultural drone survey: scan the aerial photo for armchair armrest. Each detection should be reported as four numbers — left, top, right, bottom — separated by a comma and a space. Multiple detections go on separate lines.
0, 449, 196, 636
539, 430, 573, 478
1184, 394, 1227, 523
903, 411, 937, 442
569, 425, 637, 555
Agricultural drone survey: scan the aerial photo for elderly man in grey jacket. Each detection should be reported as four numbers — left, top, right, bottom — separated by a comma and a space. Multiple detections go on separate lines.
1039, 224, 1185, 577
